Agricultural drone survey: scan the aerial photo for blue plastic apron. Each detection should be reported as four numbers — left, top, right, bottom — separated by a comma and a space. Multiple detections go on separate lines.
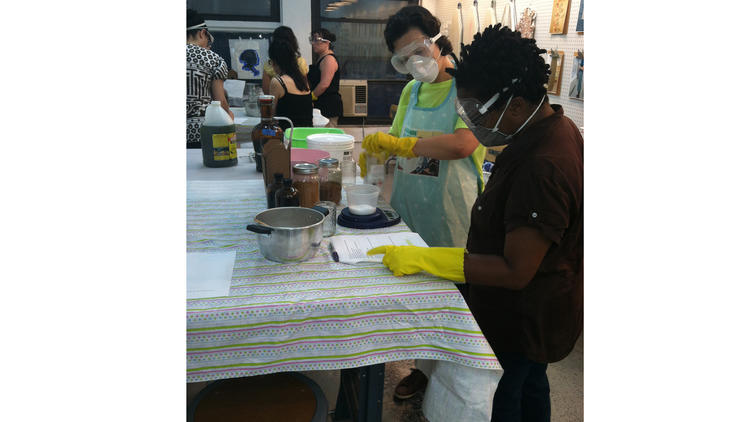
390, 79, 484, 247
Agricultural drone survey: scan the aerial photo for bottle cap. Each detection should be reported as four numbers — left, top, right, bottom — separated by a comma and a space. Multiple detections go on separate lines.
318, 157, 339, 168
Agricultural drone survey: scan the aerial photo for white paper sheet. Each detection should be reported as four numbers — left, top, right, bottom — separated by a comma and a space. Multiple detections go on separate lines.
329, 233, 428, 264
223, 79, 246, 99
186, 252, 236, 299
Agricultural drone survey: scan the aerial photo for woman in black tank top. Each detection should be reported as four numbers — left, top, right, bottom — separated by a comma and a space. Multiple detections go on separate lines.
272, 75, 312, 130
307, 28, 343, 121
268, 33, 313, 130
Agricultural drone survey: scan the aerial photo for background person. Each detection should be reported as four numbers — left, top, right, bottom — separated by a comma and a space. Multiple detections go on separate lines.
186, 9, 233, 148
307, 28, 343, 125
369, 25, 584, 422
361, 5, 486, 400
267, 35, 313, 130
262, 26, 308, 95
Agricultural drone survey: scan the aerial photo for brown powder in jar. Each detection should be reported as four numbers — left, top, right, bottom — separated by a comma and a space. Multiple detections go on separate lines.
292, 180, 320, 208
319, 181, 342, 204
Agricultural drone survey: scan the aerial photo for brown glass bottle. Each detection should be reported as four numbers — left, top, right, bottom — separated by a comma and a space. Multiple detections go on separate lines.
274, 178, 300, 207
251, 95, 287, 184
266, 173, 284, 208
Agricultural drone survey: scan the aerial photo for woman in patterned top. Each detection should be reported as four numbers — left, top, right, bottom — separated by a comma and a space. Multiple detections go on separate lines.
186, 9, 233, 148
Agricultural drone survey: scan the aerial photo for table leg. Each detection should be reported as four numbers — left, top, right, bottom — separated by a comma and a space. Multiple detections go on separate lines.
333, 363, 385, 422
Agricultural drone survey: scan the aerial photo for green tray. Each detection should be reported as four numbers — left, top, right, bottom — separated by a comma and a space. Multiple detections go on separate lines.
284, 127, 345, 149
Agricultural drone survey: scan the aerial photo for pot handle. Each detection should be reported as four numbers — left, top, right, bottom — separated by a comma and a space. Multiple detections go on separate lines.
246, 224, 273, 234
311, 205, 330, 217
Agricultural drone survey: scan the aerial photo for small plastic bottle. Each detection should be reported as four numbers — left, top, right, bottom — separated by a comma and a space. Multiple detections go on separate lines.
275, 178, 300, 207
266, 173, 284, 209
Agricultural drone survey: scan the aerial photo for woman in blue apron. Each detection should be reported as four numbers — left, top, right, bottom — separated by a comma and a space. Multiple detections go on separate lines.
359, 5, 486, 404
361, 6, 485, 249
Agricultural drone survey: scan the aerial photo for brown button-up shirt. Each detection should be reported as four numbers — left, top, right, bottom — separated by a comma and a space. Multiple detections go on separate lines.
465, 104, 583, 363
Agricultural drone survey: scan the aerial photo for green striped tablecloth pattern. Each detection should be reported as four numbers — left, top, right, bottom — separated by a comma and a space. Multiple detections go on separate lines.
187, 180, 500, 383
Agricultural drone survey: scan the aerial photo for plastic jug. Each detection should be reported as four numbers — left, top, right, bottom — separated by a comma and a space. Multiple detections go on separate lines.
200, 101, 237, 167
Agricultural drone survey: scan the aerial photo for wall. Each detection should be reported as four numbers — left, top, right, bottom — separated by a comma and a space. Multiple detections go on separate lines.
423, 0, 583, 129
206, 0, 313, 66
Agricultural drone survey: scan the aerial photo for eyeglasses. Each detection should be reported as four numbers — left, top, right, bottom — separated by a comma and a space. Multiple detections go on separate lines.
390, 33, 442, 74
309, 36, 330, 44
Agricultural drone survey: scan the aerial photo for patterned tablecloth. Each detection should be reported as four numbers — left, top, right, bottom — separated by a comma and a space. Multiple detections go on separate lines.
186, 178, 501, 383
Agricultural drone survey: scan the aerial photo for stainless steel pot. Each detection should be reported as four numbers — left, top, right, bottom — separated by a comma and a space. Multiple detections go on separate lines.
246, 206, 329, 263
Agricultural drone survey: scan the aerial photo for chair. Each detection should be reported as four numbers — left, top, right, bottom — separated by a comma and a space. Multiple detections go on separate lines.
187, 372, 329, 422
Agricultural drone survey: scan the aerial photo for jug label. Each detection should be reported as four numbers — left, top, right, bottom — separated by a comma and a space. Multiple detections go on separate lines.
212, 133, 237, 161
262, 128, 276, 137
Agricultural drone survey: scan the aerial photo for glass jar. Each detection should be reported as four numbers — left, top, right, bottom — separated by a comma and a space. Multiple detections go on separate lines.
292, 163, 320, 208
318, 157, 342, 204
315, 201, 337, 237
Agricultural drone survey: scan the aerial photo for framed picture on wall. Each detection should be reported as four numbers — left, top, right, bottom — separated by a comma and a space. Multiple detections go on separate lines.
547, 50, 564, 96
549, 0, 571, 34
576, 0, 584, 32
568, 50, 583, 101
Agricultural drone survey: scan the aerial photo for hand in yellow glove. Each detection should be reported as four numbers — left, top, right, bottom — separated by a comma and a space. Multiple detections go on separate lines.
358, 151, 368, 178
367, 245, 466, 283
362, 132, 418, 158
311, 92, 318, 102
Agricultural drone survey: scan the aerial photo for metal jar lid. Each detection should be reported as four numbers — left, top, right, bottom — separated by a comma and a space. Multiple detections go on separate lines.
318, 157, 339, 168
293, 162, 319, 175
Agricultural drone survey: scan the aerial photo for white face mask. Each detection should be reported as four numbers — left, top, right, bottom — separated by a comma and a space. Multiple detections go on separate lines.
406, 55, 439, 83
391, 33, 443, 83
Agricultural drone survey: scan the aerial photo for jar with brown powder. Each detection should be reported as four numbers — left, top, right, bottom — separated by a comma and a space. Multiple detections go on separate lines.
318, 157, 342, 204
292, 163, 320, 208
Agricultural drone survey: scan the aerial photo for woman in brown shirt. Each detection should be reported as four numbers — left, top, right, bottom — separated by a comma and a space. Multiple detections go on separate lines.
369, 25, 583, 421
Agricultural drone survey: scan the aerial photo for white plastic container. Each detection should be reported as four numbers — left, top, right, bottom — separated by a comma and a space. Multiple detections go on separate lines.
345, 184, 380, 216
204, 101, 234, 126
306, 133, 355, 163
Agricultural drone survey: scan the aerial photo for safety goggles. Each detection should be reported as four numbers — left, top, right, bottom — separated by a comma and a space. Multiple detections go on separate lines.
390, 33, 443, 74
309, 35, 330, 44
455, 90, 509, 131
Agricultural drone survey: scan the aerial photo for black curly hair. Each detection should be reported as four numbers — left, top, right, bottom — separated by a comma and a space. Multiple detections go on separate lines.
447, 25, 549, 106
384, 5, 453, 56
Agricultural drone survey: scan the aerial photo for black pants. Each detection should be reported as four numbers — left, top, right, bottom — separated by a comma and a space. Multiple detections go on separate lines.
491, 352, 551, 422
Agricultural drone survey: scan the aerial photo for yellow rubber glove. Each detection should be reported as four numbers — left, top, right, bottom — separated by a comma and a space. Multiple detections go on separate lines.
358, 151, 368, 178
362, 132, 418, 158
367, 246, 466, 283
311, 92, 318, 102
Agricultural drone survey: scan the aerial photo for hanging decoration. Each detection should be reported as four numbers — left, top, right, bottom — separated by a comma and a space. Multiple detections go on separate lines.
549, 0, 571, 34
517, 8, 537, 39
228, 38, 268, 80
546, 49, 563, 96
